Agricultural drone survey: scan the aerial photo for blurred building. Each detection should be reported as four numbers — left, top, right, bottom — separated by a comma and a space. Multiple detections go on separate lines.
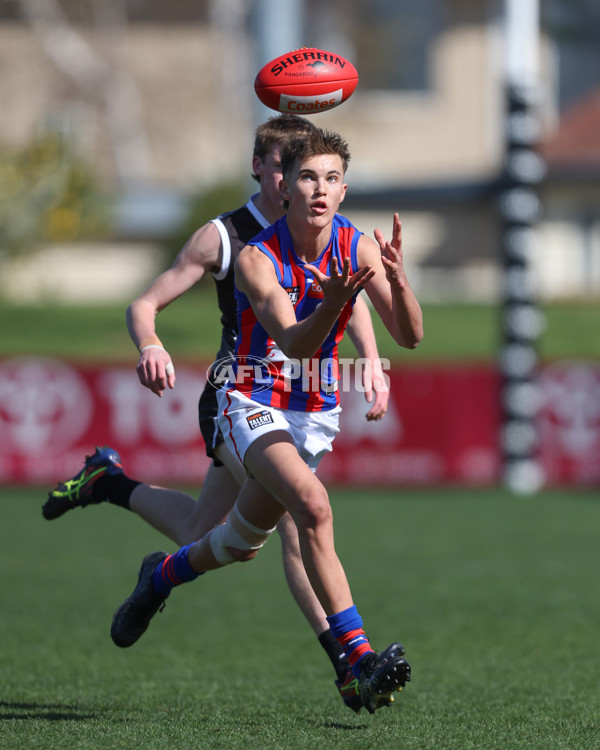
0, 0, 599, 302
538, 89, 600, 298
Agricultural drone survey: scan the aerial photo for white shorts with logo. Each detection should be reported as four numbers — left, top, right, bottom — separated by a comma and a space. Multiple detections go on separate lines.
217, 388, 341, 473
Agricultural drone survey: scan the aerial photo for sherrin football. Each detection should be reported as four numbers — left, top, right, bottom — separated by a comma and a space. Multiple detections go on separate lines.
254, 47, 358, 115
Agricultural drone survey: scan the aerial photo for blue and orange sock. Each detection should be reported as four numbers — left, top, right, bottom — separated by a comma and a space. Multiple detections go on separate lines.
327, 605, 374, 678
152, 544, 203, 596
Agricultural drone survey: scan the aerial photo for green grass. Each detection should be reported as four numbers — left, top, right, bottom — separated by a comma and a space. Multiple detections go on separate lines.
1, 486, 598, 749
1, 294, 598, 362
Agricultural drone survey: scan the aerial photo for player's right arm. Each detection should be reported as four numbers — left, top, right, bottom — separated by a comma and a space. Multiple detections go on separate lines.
235, 245, 373, 361
127, 222, 223, 397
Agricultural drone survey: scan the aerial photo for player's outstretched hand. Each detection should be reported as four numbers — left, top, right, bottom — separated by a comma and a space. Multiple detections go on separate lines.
362, 357, 390, 421
374, 213, 409, 289
304, 256, 375, 313
136, 347, 176, 397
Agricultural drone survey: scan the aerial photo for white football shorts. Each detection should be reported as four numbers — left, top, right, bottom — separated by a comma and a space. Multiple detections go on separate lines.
217, 387, 341, 473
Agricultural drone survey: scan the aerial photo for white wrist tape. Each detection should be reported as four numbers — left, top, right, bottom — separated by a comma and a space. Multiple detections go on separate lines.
139, 344, 175, 377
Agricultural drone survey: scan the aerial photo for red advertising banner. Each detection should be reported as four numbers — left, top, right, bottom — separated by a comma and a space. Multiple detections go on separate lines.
319, 365, 501, 486
537, 360, 600, 486
0, 356, 599, 487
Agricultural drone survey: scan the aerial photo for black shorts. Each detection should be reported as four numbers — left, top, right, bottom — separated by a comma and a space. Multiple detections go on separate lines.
198, 381, 225, 465
199, 335, 235, 466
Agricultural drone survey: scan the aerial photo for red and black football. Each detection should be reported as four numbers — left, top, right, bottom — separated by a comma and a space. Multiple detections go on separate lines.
254, 47, 358, 115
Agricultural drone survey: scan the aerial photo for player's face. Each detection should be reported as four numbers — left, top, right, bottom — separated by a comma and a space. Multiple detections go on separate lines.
253, 145, 284, 212
281, 153, 347, 226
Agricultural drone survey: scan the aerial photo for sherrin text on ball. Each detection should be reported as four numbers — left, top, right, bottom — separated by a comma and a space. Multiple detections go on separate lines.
254, 47, 358, 114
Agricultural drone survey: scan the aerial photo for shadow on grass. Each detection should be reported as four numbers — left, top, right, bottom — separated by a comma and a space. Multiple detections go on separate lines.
0, 701, 98, 721
312, 719, 368, 731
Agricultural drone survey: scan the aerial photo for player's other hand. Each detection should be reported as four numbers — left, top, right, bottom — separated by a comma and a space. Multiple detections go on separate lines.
362, 357, 390, 421
374, 213, 409, 289
136, 348, 176, 397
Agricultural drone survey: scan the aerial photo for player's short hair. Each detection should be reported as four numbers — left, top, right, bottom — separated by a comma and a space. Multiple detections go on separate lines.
280, 128, 351, 180
251, 114, 315, 183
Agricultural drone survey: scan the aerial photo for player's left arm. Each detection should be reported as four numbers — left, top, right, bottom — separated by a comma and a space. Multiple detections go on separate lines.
346, 294, 390, 421
359, 213, 424, 349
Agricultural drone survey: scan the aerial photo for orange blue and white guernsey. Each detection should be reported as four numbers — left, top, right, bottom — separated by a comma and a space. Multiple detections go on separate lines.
233, 213, 363, 411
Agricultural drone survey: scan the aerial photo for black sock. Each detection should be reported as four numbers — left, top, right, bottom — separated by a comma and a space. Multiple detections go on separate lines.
92, 474, 140, 510
318, 628, 349, 681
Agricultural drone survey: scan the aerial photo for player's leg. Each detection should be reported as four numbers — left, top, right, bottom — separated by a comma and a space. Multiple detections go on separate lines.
174, 461, 242, 544
215, 394, 361, 709
128, 439, 244, 544
42, 386, 245, 542
41, 446, 234, 546
213, 441, 246, 486
210, 440, 364, 712
122, 398, 247, 543
204, 442, 362, 712
277, 513, 329, 635
241, 433, 353, 613
110, 391, 411, 711
277, 512, 363, 712
110, 440, 295, 651
241, 434, 411, 711
173, 431, 352, 611
110, 434, 410, 711
128, 463, 238, 545
220, 436, 410, 711
109, 472, 282, 648
127, 484, 196, 545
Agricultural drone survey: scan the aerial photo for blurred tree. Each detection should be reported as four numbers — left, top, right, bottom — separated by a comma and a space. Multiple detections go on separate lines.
0, 133, 113, 258
19, 0, 152, 185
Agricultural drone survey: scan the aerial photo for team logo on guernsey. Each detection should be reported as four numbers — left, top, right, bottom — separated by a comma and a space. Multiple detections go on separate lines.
286, 286, 300, 305
246, 410, 274, 430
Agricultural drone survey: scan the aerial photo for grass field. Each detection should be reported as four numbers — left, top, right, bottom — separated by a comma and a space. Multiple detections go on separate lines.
1, 294, 599, 362
1, 486, 598, 749
1, 294, 598, 748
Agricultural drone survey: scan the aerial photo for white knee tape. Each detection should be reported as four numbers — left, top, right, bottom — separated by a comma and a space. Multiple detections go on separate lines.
209, 523, 237, 565
209, 505, 276, 566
